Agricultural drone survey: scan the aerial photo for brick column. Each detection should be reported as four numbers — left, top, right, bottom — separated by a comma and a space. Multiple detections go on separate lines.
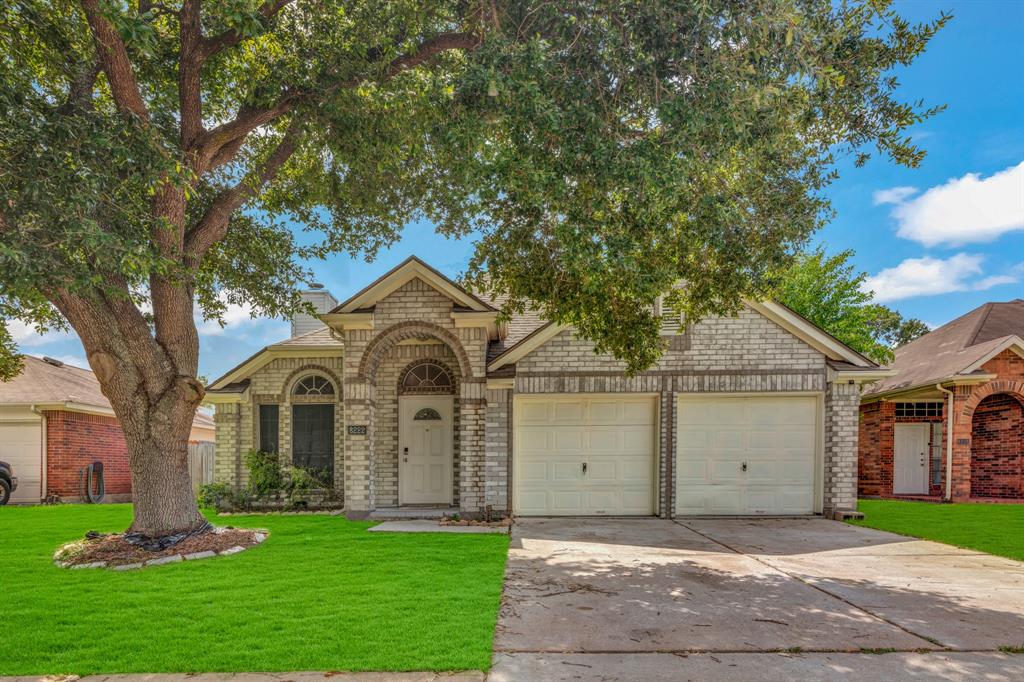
824, 381, 860, 515
459, 379, 487, 516
214, 403, 242, 489
950, 384, 974, 500
343, 379, 375, 516
484, 387, 511, 516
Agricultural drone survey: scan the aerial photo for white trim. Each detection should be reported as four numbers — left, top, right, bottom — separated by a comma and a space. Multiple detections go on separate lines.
833, 369, 897, 383
960, 336, 1024, 374
486, 378, 514, 390
337, 259, 490, 313
321, 312, 373, 330
487, 323, 569, 372
1, 401, 116, 418
451, 310, 500, 338
746, 300, 873, 367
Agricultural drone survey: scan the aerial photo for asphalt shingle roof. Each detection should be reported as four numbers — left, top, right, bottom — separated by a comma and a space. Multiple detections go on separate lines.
865, 299, 1024, 397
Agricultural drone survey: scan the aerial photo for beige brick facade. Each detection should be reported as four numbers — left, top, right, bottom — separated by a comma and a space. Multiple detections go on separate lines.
213, 264, 864, 519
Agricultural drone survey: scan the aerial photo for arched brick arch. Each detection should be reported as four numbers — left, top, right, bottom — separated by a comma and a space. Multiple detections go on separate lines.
358, 321, 472, 382
281, 364, 343, 398
958, 380, 1024, 424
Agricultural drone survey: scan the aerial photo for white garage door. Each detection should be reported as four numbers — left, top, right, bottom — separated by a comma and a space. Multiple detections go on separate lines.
676, 396, 818, 515
514, 396, 657, 516
0, 421, 42, 504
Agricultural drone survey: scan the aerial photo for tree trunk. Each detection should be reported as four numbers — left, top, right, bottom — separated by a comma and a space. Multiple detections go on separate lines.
123, 403, 206, 537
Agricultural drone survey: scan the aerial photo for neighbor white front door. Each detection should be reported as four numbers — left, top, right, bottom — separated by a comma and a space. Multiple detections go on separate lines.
399, 396, 454, 505
894, 423, 929, 495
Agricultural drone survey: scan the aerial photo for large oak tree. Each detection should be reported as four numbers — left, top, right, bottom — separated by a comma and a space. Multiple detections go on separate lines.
1, 1, 945, 537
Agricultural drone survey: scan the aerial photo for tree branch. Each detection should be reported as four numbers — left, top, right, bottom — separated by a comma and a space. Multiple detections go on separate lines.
200, 0, 295, 59
185, 118, 304, 258
179, 0, 205, 149
194, 31, 479, 171
79, 0, 150, 121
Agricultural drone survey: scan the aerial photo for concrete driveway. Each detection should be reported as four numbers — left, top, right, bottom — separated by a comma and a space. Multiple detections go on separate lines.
491, 518, 1024, 681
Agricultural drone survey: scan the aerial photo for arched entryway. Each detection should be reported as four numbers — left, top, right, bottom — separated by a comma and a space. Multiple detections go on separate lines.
970, 392, 1024, 499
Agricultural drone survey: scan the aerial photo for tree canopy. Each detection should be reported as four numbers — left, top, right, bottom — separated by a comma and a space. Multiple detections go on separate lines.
774, 247, 930, 364
2, 0, 947, 376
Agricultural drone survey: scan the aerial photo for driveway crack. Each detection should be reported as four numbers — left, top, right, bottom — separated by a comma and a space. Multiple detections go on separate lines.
672, 520, 951, 651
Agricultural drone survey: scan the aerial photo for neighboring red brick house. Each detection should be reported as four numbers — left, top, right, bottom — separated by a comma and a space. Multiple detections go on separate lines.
860, 300, 1024, 502
0, 356, 214, 504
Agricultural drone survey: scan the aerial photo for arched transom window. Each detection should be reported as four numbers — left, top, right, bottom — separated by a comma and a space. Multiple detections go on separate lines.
400, 361, 454, 395
293, 374, 335, 396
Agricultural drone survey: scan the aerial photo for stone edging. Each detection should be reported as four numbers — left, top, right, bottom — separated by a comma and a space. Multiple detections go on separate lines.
53, 527, 269, 570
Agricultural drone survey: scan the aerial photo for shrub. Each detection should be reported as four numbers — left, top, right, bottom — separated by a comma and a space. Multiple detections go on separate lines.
196, 482, 234, 510
244, 449, 284, 495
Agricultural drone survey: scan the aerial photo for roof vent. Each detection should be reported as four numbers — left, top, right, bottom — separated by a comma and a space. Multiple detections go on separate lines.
42, 356, 64, 367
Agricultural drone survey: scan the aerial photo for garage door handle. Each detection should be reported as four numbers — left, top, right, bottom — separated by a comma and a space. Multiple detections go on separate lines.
741, 462, 748, 472
582, 462, 588, 475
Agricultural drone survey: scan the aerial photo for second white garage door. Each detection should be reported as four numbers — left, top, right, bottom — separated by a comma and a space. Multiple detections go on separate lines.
514, 396, 657, 516
676, 396, 819, 515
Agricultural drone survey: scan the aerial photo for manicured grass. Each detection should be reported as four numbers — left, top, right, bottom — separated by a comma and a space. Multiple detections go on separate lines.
0, 504, 508, 675
849, 499, 1024, 561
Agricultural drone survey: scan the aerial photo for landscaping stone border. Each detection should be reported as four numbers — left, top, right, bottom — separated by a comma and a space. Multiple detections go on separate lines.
53, 527, 268, 570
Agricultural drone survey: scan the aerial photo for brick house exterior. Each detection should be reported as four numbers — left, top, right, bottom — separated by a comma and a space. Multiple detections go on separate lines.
0, 355, 215, 504
208, 257, 885, 519
860, 300, 1024, 502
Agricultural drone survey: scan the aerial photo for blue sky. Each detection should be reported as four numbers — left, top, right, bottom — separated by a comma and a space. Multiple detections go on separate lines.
11, 0, 1024, 380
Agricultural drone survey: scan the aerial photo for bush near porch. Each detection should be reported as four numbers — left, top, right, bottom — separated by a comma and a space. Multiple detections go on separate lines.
849, 499, 1024, 561
0, 504, 508, 675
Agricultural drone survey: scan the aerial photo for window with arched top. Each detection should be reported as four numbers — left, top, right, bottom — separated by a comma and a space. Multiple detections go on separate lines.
413, 407, 442, 421
399, 361, 454, 394
292, 374, 335, 396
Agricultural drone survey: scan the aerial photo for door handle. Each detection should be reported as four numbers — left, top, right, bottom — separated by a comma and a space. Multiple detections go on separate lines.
582, 462, 588, 475
741, 462, 748, 472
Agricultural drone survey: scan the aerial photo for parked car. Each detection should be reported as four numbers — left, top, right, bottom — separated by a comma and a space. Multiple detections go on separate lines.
0, 460, 16, 505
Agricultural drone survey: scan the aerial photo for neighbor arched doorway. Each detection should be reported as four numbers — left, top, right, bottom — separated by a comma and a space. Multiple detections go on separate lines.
970, 392, 1024, 499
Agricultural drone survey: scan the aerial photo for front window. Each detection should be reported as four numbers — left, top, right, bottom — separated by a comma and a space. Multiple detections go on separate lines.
258, 404, 279, 454
400, 361, 453, 394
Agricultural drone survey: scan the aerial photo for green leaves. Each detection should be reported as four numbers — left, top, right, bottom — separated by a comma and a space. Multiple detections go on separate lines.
0, 0, 946, 375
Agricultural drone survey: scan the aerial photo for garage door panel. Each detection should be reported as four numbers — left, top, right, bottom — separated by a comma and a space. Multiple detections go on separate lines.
514, 396, 657, 516
677, 396, 818, 516
0, 422, 42, 504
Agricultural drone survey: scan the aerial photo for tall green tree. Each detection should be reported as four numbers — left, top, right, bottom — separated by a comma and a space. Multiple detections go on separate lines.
774, 247, 930, 364
1, 1, 945, 537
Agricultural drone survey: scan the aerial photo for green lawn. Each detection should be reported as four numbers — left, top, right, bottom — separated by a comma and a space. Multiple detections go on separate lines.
848, 499, 1024, 561
0, 504, 509, 675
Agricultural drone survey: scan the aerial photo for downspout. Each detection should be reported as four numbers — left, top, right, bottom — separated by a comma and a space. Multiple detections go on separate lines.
935, 384, 955, 501
30, 405, 47, 502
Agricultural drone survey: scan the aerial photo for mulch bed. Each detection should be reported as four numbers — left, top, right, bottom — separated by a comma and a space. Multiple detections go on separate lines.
55, 527, 265, 568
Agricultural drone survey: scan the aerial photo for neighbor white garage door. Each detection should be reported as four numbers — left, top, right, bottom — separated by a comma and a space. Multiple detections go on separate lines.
0, 421, 42, 504
676, 396, 818, 515
514, 396, 657, 516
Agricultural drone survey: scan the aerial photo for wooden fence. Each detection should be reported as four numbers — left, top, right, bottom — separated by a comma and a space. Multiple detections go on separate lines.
188, 441, 216, 490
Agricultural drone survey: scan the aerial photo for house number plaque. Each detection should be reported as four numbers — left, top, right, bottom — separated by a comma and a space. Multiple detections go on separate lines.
347, 425, 368, 436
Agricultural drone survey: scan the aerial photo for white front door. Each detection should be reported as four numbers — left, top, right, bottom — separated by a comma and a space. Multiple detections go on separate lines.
399, 396, 453, 505
676, 396, 819, 515
894, 423, 929, 494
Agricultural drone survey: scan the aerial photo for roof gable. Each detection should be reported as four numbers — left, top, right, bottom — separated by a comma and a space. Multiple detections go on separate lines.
330, 256, 495, 314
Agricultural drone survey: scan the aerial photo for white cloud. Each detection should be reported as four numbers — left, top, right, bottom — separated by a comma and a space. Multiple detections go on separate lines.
195, 298, 259, 337
873, 186, 919, 205
889, 161, 1024, 246
5, 319, 72, 347
862, 253, 1020, 303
